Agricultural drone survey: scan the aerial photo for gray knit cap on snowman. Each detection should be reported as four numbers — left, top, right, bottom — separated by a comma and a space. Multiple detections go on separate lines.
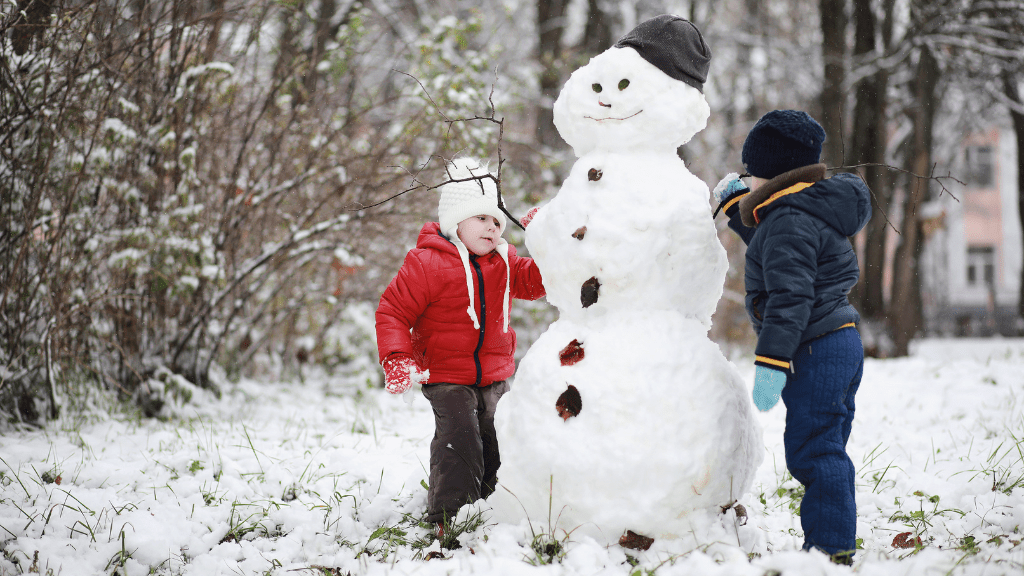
614, 14, 712, 93
438, 158, 512, 332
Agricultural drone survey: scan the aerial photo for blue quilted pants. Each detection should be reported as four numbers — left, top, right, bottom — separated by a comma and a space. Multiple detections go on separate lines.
781, 326, 863, 558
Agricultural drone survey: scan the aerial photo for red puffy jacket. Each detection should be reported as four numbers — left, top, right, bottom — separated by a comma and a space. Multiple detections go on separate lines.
376, 222, 546, 386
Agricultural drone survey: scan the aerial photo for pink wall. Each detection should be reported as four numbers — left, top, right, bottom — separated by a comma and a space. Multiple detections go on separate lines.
962, 129, 1004, 284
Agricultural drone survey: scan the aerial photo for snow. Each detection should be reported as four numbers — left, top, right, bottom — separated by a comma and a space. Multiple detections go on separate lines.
552, 47, 709, 156
333, 245, 365, 267
3, 16, 1023, 575
492, 311, 762, 540
516, 152, 726, 325
107, 248, 145, 267
173, 63, 236, 102
491, 36, 760, 543
1, 339, 1023, 575
102, 118, 138, 141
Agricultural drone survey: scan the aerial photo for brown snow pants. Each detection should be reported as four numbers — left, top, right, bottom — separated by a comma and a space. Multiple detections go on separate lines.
420, 380, 509, 524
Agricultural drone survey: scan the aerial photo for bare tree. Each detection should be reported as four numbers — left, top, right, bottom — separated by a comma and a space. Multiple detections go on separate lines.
977, 1, 1024, 326
890, 39, 941, 356
910, 0, 1024, 335
1004, 72, 1024, 325
818, 0, 847, 169
814, 0, 1024, 354
848, 0, 896, 344
536, 0, 570, 148
580, 0, 615, 57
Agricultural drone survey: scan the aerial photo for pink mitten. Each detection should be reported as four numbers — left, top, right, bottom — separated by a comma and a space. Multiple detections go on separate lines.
519, 207, 540, 228
382, 354, 429, 394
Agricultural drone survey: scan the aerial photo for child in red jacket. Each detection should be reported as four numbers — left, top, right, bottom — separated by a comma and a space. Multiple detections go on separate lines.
375, 158, 545, 536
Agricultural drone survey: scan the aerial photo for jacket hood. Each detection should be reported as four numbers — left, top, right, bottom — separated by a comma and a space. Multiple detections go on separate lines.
415, 222, 513, 332
417, 222, 459, 253
739, 165, 871, 236
416, 221, 514, 259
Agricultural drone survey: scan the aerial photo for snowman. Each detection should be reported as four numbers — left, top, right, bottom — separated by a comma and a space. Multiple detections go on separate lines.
490, 15, 763, 544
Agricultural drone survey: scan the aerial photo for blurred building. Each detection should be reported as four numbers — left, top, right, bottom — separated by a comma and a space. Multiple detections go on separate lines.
925, 126, 1023, 336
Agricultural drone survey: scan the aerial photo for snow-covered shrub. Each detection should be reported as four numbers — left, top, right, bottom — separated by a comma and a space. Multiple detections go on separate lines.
319, 301, 382, 389
0, 0, 513, 423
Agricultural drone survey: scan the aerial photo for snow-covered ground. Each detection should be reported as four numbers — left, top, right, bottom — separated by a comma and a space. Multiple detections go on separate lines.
2, 338, 1023, 576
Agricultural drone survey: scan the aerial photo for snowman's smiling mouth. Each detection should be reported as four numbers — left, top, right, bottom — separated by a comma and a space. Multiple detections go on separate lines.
584, 110, 643, 122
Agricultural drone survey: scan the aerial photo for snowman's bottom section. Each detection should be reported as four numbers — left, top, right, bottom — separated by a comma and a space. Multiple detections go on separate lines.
490, 311, 764, 543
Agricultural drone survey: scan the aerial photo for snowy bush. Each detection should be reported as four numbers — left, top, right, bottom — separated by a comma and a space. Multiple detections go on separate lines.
0, 0, 517, 424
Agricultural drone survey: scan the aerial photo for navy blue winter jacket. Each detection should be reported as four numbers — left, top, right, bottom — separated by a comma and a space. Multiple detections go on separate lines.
722, 164, 872, 368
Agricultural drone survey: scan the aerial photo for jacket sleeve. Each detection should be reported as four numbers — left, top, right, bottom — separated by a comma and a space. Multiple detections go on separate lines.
508, 248, 546, 301
724, 195, 757, 246
754, 212, 820, 365
375, 251, 432, 364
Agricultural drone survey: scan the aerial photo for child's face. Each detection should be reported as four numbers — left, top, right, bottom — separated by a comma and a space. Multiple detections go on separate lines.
457, 215, 503, 256
750, 176, 768, 192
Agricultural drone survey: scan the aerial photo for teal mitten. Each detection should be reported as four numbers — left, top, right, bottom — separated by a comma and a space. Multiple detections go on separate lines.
752, 365, 787, 411
712, 173, 749, 218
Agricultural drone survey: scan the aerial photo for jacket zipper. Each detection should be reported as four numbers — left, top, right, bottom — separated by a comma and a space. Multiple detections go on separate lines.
471, 255, 486, 386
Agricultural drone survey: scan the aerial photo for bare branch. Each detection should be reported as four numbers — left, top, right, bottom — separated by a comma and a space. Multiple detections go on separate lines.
829, 162, 963, 235
352, 69, 527, 230
392, 69, 451, 123
985, 82, 1024, 116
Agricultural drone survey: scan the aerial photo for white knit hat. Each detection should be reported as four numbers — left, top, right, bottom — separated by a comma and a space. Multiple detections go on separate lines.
438, 158, 512, 333
438, 158, 507, 238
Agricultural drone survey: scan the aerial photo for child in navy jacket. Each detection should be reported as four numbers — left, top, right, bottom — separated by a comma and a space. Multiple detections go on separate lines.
712, 110, 871, 563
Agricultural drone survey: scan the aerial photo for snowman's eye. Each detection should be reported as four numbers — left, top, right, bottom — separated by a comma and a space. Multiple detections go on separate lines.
592, 83, 602, 93
618, 79, 630, 90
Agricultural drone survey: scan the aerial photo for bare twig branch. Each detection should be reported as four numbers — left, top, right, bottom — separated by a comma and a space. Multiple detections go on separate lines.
829, 162, 962, 235
392, 69, 450, 122
833, 162, 962, 198
356, 69, 526, 229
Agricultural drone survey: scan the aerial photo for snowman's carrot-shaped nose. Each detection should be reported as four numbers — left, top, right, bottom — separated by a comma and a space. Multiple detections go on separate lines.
598, 100, 611, 108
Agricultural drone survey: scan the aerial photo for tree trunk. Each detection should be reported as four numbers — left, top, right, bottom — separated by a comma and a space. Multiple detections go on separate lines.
890, 45, 940, 356
273, 2, 304, 88
850, 0, 892, 322
10, 0, 55, 55
536, 0, 569, 148
304, 0, 338, 95
203, 0, 227, 62
1003, 72, 1024, 327
580, 0, 614, 57
818, 0, 846, 169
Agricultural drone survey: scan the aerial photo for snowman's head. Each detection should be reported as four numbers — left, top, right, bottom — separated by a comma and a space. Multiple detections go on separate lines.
553, 46, 710, 156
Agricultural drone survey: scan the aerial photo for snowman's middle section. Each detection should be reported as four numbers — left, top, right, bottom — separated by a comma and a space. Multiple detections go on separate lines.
525, 152, 726, 327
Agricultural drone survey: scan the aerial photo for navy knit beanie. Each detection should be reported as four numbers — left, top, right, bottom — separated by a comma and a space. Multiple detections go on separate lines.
614, 14, 711, 93
741, 110, 826, 179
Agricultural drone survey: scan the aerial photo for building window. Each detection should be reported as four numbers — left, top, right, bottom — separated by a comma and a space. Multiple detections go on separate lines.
965, 146, 994, 187
966, 245, 995, 286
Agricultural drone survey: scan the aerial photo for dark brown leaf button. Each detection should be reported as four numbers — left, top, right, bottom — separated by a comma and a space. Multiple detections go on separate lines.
581, 277, 600, 308
555, 384, 582, 421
